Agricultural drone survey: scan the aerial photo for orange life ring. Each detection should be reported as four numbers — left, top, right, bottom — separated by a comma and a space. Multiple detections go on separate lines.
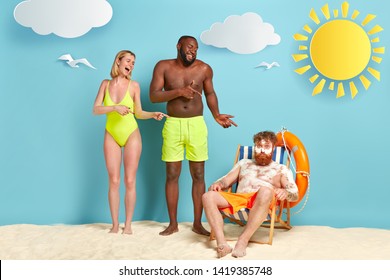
276, 130, 310, 208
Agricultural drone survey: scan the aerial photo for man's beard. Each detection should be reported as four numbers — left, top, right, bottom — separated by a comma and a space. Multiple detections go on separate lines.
180, 48, 195, 66
255, 154, 272, 166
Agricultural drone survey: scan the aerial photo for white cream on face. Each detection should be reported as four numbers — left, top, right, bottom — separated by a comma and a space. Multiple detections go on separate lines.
254, 140, 273, 155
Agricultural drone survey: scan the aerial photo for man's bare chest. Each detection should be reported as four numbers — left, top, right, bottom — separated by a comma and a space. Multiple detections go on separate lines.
165, 69, 204, 89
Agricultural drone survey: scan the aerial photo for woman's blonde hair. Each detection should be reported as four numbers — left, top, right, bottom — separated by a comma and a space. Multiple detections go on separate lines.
110, 50, 136, 79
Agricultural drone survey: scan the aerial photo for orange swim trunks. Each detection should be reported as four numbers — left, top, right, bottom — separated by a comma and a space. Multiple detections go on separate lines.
218, 192, 259, 215
219, 191, 275, 215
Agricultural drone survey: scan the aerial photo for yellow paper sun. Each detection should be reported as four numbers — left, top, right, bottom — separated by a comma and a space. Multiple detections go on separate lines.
292, 1, 385, 98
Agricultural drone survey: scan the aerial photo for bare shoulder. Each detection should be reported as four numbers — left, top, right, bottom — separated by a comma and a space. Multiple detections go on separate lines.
195, 59, 210, 68
195, 59, 213, 75
131, 79, 140, 86
130, 80, 140, 91
95, 79, 110, 102
99, 79, 110, 89
277, 163, 290, 173
238, 158, 252, 168
155, 59, 175, 69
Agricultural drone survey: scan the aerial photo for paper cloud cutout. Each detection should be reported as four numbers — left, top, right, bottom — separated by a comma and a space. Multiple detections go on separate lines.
14, 0, 113, 38
200, 12, 281, 54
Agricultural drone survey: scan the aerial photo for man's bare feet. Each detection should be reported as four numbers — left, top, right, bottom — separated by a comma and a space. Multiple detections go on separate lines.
109, 225, 119, 233
192, 223, 210, 236
159, 224, 179, 236
231, 240, 247, 258
217, 243, 232, 258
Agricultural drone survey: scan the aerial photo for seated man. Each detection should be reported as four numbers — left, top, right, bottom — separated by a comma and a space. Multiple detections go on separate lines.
202, 131, 299, 258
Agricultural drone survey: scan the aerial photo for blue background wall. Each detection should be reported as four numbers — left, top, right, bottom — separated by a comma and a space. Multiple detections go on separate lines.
1, 0, 389, 229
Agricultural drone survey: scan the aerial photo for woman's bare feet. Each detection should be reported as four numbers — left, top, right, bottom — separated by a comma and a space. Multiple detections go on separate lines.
231, 239, 248, 258
122, 225, 133, 235
217, 243, 232, 258
159, 224, 179, 236
109, 224, 119, 233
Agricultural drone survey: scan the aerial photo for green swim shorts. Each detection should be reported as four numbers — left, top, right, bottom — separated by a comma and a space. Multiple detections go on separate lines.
162, 116, 208, 162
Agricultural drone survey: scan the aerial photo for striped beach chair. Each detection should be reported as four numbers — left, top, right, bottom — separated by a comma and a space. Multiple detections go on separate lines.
216, 145, 292, 245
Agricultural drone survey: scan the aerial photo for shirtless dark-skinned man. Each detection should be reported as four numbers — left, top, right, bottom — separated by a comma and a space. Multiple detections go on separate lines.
149, 35, 237, 236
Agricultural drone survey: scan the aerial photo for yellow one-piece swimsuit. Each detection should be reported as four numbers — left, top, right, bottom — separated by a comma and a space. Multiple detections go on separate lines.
103, 80, 138, 147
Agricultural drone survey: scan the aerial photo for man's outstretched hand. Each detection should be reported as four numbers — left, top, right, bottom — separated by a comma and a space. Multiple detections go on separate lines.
215, 114, 238, 128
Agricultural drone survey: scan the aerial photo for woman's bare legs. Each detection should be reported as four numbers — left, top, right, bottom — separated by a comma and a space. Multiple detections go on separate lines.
104, 131, 122, 233
122, 129, 142, 234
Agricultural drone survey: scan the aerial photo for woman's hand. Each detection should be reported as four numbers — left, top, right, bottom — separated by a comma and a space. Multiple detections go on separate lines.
153, 112, 169, 121
115, 105, 133, 116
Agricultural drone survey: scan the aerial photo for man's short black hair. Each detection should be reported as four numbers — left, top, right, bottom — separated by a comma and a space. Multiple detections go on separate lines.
178, 35, 197, 44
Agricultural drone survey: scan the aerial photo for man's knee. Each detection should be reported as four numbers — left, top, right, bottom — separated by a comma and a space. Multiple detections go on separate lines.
166, 163, 181, 182
190, 162, 205, 182
202, 191, 215, 207
192, 171, 205, 184
256, 187, 274, 204
202, 192, 210, 204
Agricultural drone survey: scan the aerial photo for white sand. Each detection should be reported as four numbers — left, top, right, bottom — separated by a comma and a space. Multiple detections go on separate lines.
1, 221, 389, 260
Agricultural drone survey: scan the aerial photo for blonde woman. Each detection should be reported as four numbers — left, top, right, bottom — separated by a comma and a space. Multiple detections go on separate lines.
93, 50, 167, 234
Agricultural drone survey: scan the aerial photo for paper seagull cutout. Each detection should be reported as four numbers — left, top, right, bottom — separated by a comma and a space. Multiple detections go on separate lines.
58, 54, 96, 69
255, 61, 280, 70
